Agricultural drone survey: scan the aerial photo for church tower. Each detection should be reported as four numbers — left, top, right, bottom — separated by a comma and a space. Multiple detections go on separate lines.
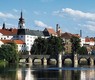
18, 11, 25, 29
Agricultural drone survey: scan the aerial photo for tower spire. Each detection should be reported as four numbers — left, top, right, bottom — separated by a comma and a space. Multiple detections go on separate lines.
18, 11, 25, 29
21, 11, 23, 19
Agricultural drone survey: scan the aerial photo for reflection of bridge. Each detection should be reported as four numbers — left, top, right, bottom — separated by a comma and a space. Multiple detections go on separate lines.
19, 54, 95, 66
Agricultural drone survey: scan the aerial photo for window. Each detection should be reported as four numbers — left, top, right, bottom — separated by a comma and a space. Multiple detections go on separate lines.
21, 36, 23, 38
27, 43, 29, 45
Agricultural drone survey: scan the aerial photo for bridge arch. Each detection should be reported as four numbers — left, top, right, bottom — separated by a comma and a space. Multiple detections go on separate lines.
32, 58, 43, 64
78, 57, 90, 65
62, 57, 73, 65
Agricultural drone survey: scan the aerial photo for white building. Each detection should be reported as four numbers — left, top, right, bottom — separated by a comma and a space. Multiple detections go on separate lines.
80, 37, 95, 47
0, 12, 56, 52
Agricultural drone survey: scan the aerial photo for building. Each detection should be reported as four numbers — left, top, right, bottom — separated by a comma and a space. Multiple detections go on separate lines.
0, 12, 56, 53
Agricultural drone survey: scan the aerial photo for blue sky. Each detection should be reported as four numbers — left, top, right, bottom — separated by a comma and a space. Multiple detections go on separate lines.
0, 0, 95, 37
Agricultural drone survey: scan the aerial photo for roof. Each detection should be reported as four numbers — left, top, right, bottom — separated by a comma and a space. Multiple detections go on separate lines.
85, 37, 95, 42
0, 29, 18, 35
61, 32, 72, 39
17, 29, 44, 36
61, 32, 80, 39
14, 40, 25, 44
0, 40, 25, 44
43, 28, 57, 36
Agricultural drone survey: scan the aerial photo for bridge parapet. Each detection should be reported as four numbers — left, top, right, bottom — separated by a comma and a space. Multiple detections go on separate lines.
20, 55, 50, 59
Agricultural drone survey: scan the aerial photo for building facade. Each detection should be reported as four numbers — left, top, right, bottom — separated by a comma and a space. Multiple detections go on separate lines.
0, 12, 57, 53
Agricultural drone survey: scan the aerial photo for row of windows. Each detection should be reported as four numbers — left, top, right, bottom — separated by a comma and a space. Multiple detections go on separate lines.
0, 38, 6, 40
18, 45, 26, 47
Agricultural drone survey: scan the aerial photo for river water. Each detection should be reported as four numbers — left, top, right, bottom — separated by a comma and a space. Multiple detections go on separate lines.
0, 63, 95, 80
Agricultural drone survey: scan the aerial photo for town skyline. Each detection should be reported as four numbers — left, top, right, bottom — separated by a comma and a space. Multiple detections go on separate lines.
0, 0, 95, 37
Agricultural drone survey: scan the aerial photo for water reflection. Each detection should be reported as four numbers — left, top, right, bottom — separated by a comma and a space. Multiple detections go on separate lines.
17, 68, 22, 80
81, 70, 95, 80
25, 67, 35, 80
0, 64, 95, 80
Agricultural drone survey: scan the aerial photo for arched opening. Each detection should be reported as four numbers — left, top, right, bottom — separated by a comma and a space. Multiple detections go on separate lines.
19, 59, 26, 63
48, 58, 57, 65
33, 58, 42, 65
62, 58, 72, 65
78, 58, 88, 65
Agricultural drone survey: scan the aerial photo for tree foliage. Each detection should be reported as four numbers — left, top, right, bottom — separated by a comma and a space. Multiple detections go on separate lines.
31, 37, 48, 55
0, 43, 18, 63
77, 46, 88, 55
31, 36, 64, 55
70, 36, 81, 54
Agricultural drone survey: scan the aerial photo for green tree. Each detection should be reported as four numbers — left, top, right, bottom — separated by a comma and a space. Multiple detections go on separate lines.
31, 37, 48, 55
47, 36, 64, 55
77, 46, 88, 55
31, 36, 64, 55
0, 43, 18, 63
70, 36, 81, 54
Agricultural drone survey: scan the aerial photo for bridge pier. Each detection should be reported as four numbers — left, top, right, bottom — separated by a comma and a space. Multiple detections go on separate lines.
90, 58, 94, 66
74, 54, 78, 67
58, 54, 62, 66
26, 57, 33, 64
42, 57, 47, 65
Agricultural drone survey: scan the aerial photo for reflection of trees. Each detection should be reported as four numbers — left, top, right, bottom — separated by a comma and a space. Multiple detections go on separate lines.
58, 70, 80, 80
0, 64, 17, 80
72, 70, 80, 80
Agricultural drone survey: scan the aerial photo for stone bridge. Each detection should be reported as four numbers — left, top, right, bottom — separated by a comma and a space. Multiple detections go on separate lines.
19, 54, 59, 65
19, 54, 95, 66
62, 54, 95, 66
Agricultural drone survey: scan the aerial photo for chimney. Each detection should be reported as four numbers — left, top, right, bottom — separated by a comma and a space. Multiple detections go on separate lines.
80, 30, 82, 37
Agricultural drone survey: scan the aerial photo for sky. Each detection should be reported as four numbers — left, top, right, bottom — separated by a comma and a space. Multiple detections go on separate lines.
0, 0, 95, 37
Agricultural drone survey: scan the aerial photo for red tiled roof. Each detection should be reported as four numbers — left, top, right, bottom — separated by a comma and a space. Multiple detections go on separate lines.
45, 28, 57, 35
0, 29, 18, 35
14, 40, 25, 44
0, 40, 25, 44
85, 37, 95, 42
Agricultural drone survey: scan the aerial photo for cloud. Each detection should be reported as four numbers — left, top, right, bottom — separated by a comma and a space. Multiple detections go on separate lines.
53, 8, 95, 33
53, 8, 95, 20
81, 21, 95, 32
34, 20, 52, 28
13, 9, 19, 13
6, 23, 17, 27
33, 11, 47, 15
33, 11, 40, 15
0, 23, 17, 29
0, 12, 18, 19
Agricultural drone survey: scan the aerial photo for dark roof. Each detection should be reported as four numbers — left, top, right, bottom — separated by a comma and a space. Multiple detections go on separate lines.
17, 29, 44, 36
61, 32, 80, 39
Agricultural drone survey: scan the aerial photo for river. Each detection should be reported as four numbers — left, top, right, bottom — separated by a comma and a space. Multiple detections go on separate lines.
0, 63, 95, 80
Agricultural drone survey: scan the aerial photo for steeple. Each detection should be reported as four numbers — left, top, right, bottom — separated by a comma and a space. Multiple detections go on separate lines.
2, 22, 6, 29
18, 11, 25, 29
